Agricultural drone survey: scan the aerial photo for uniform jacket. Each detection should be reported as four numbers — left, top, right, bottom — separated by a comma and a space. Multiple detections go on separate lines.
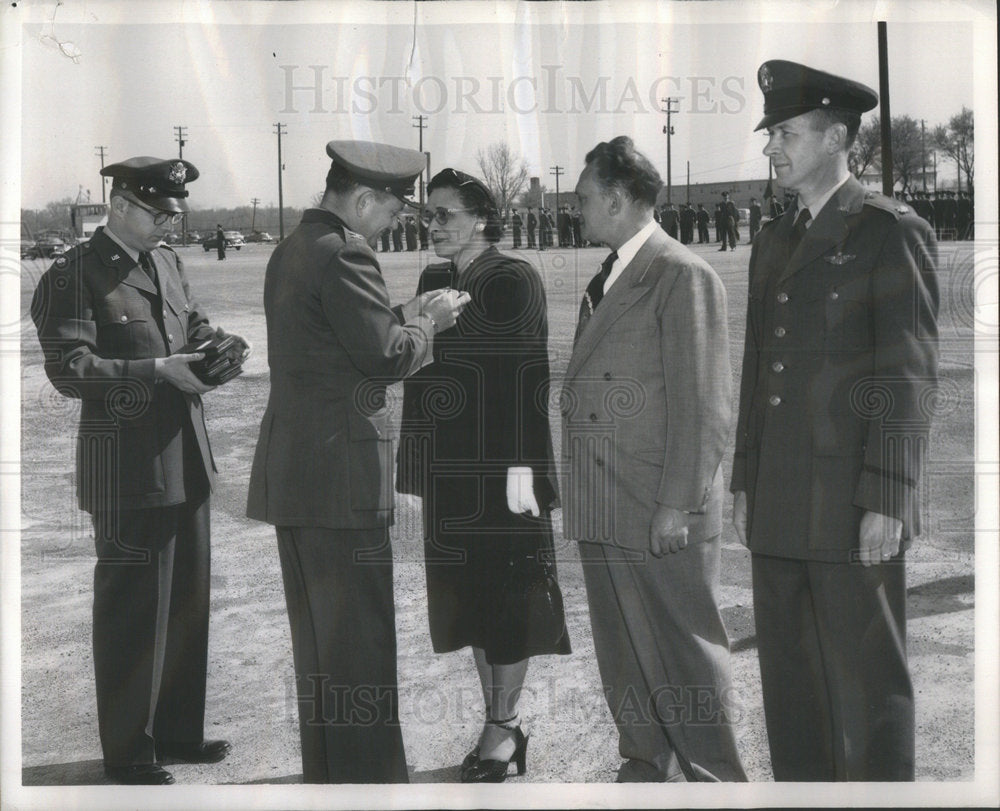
731, 176, 939, 562
246, 208, 433, 530
561, 227, 732, 550
31, 227, 216, 513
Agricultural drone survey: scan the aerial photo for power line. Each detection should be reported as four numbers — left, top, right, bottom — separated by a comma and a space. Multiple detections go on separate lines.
549, 165, 564, 209
660, 97, 680, 204
412, 115, 428, 209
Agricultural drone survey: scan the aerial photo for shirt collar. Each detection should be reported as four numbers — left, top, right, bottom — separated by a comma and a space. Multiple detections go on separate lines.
798, 171, 851, 223
604, 219, 659, 293
102, 224, 141, 263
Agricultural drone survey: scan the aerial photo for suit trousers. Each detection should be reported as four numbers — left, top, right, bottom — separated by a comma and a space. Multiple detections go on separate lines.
751, 553, 914, 781
276, 526, 408, 783
579, 537, 747, 782
91, 498, 210, 767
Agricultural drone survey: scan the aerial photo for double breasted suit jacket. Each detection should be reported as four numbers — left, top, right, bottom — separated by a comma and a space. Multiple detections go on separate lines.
731, 176, 940, 562
31, 227, 217, 513
561, 228, 732, 550
246, 208, 433, 530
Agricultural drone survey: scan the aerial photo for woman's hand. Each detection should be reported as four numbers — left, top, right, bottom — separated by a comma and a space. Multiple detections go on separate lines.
506, 466, 540, 516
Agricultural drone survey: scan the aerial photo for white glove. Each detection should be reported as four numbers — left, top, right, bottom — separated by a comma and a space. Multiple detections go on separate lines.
506, 466, 540, 516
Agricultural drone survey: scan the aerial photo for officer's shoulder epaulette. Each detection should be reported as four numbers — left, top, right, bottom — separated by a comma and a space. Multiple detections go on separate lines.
760, 215, 782, 231
157, 242, 179, 258
862, 190, 911, 220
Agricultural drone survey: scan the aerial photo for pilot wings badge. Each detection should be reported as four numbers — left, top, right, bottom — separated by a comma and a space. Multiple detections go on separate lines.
823, 251, 857, 265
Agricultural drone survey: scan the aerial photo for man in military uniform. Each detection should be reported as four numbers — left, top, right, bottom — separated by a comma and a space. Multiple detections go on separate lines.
215, 223, 226, 260
511, 208, 523, 248
31, 157, 246, 785
246, 140, 468, 783
721, 192, 739, 249
661, 202, 679, 240
679, 202, 695, 245
732, 60, 939, 781
696, 203, 710, 243
748, 197, 762, 241
526, 206, 537, 248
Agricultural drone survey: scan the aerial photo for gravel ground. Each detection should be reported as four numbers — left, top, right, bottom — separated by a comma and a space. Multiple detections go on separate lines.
14, 240, 979, 807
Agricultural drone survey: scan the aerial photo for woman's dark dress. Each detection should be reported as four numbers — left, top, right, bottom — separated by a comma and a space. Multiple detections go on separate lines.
397, 246, 570, 665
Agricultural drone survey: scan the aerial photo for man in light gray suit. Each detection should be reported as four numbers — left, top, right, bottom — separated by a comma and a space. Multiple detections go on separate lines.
561, 137, 746, 782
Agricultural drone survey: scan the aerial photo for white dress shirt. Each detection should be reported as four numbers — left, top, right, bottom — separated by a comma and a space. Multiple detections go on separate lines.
603, 219, 660, 294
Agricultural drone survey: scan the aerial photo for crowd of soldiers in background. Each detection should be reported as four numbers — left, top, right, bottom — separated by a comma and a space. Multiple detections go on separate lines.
373, 187, 972, 254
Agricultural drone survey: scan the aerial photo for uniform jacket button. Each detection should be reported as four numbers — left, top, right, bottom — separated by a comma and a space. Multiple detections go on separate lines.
167, 334, 174, 342
772, 361, 785, 372
828, 290, 839, 300
768, 395, 782, 406
777, 292, 789, 303
120, 314, 128, 322
774, 326, 786, 337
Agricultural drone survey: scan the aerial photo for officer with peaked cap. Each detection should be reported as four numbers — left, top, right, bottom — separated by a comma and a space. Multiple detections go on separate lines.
31, 157, 249, 784
247, 140, 469, 783
731, 61, 939, 781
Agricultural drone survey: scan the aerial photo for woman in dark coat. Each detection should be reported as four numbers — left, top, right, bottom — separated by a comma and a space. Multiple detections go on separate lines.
397, 168, 570, 782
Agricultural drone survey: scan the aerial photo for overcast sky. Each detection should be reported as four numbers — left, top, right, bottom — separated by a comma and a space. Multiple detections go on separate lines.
11, 0, 988, 211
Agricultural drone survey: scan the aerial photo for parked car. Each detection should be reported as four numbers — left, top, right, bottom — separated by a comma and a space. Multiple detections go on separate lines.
202, 230, 245, 251
244, 231, 277, 244
24, 236, 71, 259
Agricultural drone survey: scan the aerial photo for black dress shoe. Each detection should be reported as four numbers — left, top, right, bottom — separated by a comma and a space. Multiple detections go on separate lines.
156, 739, 231, 764
104, 764, 175, 785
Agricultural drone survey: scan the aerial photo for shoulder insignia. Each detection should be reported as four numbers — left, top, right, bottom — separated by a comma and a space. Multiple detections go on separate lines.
862, 191, 907, 220
344, 228, 367, 243
896, 204, 910, 214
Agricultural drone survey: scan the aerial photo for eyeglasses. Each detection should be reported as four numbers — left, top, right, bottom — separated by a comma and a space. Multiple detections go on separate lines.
420, 206, 477, 226
127, 197, 184, 226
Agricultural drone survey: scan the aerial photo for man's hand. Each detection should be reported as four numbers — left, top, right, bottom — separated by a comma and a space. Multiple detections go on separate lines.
506, 466, 540, 516
421, 288, 472, 333
154, 353, 215, 394
215, 326, 253, 362
401, 290, 441, 323
732, 490, 748, 547
649, 505, 689, 557
857, 510, 903, 566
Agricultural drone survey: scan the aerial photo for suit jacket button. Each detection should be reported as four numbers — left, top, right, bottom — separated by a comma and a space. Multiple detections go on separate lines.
604, 372, 612, 380
774, 326, 786, 337
595, 457, 604, 467
777, 292, 789, 303
768, 395, 782, 406
589, 413, 598, 422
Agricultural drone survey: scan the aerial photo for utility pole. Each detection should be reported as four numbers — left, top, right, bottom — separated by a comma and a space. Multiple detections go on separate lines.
275, 123, 287, 240
660, 97, 679, 204
250, 198, 260, 233
174, 126, 189, 244
549, 165, 564, 209
877, 23, 894, 197
412, 115, 428, 210
921, 119, 927, 192
94, 146, 108, 203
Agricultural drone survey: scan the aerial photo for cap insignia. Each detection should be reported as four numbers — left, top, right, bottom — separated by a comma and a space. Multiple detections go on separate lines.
759, 64, 773, 92
169, 162, 187, 184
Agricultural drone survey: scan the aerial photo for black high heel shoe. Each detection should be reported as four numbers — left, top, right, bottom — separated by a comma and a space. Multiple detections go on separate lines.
460, 717, 529, 783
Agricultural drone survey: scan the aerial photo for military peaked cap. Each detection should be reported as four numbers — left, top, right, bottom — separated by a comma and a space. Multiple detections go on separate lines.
755, 60, 878, 131
101, 156, 199, 213
326, 140, 426, 199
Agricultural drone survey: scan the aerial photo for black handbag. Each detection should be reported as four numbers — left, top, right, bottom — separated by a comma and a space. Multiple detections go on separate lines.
176, 334, 248, 385
499, 554, 567, 650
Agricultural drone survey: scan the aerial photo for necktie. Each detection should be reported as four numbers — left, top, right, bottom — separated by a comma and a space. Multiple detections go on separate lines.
787, 208, 812, 257
138, 252, 157, 284
583, 250, 618, 313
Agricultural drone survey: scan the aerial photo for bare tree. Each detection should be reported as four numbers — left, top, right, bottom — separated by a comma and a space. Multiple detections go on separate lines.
476, 142, 529, 220
934, 107, 974, 191
883, 115, 924, 194
849, 116, 881, 179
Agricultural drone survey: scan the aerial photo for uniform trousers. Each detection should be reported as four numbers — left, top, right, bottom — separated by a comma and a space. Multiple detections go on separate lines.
276, 526, 408, 783
92, 498, 211, 767
751, 553, 914, 781
579, 536, 747, 782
